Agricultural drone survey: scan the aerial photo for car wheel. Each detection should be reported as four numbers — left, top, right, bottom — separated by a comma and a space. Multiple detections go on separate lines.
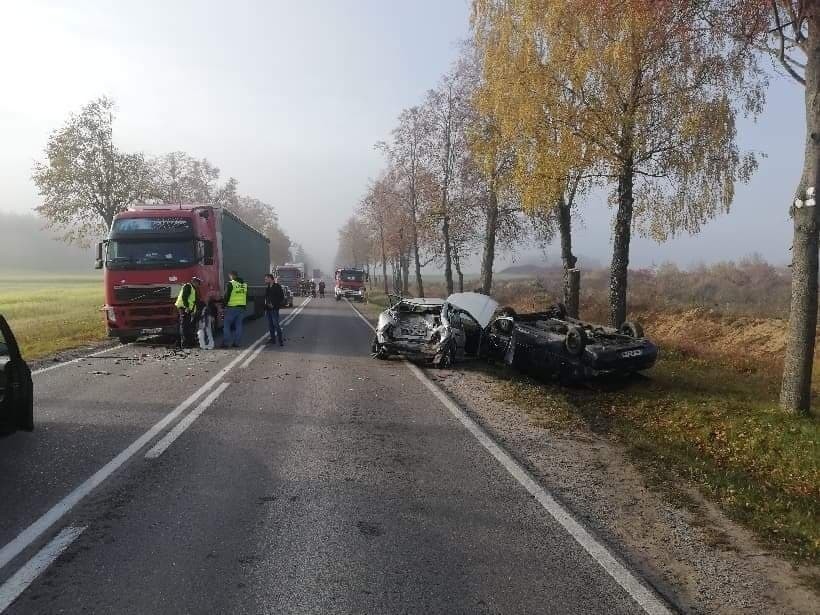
619, 321, 644, 339
564, 325, 587, 356
437, 342, 455, 369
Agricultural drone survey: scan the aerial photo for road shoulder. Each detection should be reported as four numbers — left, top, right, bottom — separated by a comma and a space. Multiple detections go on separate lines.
431, 365, 818, 615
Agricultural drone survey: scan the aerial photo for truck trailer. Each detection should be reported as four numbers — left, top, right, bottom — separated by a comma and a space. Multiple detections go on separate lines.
96, 203, 270, 343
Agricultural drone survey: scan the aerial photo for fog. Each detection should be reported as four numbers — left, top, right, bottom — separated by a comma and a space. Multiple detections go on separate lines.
0, 0, 805, 273
0, 212, 94, 272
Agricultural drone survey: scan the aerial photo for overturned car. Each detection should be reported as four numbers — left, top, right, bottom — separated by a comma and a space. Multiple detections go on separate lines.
371, 293, 498, 366
482, 304, 658, 381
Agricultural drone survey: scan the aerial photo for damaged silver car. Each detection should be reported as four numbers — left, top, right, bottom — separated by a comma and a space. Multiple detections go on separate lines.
371, 293, 498, 367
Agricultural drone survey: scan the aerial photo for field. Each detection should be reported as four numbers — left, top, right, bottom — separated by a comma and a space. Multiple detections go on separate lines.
364, 273, 820, 569
0, 272, 106, 360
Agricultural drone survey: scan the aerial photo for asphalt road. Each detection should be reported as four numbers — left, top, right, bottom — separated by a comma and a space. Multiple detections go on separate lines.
0, 297, 668, 614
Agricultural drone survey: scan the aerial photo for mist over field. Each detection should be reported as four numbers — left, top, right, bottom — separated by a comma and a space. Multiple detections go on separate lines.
0, 212, 94, 272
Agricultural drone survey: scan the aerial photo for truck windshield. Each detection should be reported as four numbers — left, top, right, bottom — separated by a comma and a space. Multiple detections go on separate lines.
111, 218, 193, 236
106, 239, 196, 269
340, 271, 365, 282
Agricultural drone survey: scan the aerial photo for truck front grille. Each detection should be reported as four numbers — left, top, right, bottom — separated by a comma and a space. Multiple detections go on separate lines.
114, 286, 172, 303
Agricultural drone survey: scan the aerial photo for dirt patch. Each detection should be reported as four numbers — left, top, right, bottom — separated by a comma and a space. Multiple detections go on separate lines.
430, 365, 819, 615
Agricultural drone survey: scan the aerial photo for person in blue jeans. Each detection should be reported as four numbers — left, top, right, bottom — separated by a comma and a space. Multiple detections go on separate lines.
221, 271, 248, 348
264, 273, 285, 346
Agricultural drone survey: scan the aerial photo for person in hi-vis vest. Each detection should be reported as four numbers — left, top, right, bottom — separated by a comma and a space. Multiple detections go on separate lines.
175, 276, 202, 349
222, 270, 248, 348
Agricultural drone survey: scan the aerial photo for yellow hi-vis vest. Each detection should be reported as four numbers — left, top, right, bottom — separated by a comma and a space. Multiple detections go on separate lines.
175, 283, 196, 311
227, 280, 248, 307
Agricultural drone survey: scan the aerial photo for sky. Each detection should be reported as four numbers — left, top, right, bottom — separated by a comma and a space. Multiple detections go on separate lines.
0, 0, 807, 273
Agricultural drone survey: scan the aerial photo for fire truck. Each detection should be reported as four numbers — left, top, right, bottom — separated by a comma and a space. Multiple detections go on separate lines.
334, 267, 368, 302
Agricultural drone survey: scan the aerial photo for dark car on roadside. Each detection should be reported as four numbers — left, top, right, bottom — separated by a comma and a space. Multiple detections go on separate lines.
0, 315, 34, 433
482, 304, 658, 382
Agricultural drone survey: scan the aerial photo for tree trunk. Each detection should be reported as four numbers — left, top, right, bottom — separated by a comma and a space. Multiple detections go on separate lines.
442, 212, 454, 295
557, 193, 579, 318
379, 226, 389, 296
411, 205, 424, 298
453, 249, 464, 293
402, 249, 410, 296
480, 183, 499, 295
609, 157, 634, 328
781, 16, 820, 416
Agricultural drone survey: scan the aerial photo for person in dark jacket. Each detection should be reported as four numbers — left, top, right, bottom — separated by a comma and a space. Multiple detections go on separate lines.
264, 274, 285, 346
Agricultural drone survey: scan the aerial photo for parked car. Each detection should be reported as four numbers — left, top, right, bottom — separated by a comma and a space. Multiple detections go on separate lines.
482, 304, 658, 381
282, 286, 294, 308
372, 292, 498, 367
0, 315, 34, 433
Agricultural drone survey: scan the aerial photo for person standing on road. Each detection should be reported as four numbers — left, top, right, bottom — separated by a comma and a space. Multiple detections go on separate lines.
221, 270, 248, 348
174, 276, 201, 349
197, 299, 217, 350
318, 280, 325, 298
264, 274, 285, 346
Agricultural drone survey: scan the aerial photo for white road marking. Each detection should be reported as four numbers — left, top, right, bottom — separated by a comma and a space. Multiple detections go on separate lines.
32, 344, 129, 376
345, 299, 673, 615
0, 332, 268, 573
0, 296, 316, 602
145, 382, 230, 459
0, 526, 86, 613
241, 297, 311, 369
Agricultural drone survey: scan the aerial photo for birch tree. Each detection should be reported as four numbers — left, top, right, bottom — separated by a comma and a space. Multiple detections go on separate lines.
473, 0, 763, 326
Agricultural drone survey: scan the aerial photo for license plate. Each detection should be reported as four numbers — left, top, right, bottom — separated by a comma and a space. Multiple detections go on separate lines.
141, 328, 163, 335
621, 349, 642, 358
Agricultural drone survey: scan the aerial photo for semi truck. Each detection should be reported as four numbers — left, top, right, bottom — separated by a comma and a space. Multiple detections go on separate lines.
96, 203, 270, 343
274, 263, 305, 296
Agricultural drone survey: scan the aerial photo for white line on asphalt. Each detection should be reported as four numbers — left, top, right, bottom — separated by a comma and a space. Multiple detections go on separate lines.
0, 333, 269, 574
240, 297, 311, 369
145, 382, 231, 459
0, 526, 86, 613
0, 296, 314, 601
32, 344, 129, 376
345, 300, 673, 615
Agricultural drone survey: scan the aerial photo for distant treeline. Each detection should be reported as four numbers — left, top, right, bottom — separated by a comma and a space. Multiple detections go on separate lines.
0, 211, 94, 272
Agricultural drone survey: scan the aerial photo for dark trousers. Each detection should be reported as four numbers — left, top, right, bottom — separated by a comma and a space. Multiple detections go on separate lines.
266, 308, 283, 344
177, 309, 195, 347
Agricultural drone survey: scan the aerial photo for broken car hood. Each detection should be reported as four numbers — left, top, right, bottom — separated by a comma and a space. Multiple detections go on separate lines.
445, 292, 499, 329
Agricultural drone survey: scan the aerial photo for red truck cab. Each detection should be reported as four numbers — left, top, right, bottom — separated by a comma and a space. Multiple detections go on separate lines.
97, 204, 269, 343
334, 268, 367, 302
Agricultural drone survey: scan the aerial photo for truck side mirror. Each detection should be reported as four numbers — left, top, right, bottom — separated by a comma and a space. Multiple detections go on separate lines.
202, 240, 214, 265
95, 242, 104, 270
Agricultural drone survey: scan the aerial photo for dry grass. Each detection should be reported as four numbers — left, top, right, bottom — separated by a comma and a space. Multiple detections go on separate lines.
0, 272, 105, 360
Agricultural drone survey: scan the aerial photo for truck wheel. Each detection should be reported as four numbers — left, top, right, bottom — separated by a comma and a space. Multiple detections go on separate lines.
619, 321, 644, 339
564, 325, 587, 356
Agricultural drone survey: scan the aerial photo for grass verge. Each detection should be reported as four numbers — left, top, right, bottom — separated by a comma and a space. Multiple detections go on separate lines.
0, 272, 105, 360
491, 350, 819, 568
